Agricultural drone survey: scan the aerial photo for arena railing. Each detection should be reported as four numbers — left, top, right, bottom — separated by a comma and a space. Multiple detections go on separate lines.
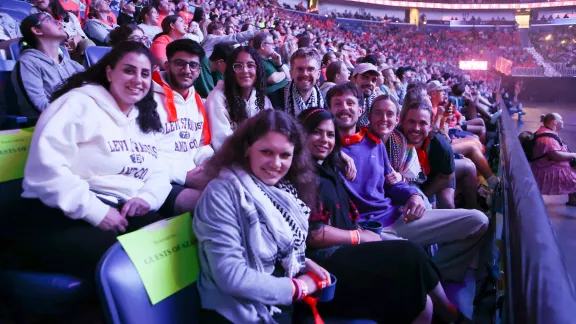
510, 66, 545, 76
498, 98, 576, 323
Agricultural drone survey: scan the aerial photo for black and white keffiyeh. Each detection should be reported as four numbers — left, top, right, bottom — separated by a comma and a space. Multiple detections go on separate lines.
251, 174, 310, 278
283, 81, 326, 117
357, 92, 377, 127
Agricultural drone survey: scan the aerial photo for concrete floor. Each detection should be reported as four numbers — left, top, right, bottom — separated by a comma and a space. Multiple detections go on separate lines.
509, 103, 576, 292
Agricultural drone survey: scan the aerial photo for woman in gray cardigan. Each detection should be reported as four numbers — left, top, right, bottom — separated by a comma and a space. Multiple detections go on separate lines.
193, 110, 330, 323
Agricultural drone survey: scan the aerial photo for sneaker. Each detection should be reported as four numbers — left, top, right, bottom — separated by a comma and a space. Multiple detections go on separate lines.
518, 110, 527, 116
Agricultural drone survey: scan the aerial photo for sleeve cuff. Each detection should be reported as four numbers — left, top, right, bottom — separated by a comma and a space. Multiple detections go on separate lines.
137, 192, 159, 211
172, 168, 187, 186
83, 200, 110, 227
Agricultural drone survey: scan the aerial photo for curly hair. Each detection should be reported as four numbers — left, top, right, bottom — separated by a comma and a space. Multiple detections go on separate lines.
51, 41, 162, 134
205, 110, 317, 208
224, 46, 267, 125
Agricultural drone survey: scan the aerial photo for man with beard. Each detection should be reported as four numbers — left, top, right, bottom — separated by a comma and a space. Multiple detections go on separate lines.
351, 63, 383, 126
152, 39, 214, 216
275, 47, 325, 115
327, 82, 489, 287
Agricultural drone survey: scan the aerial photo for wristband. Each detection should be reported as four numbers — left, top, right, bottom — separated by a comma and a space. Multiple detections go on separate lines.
350, 229, 360, 245
299, 279, 309, 299
307, 272, 329, 290
291, 278, 297, 299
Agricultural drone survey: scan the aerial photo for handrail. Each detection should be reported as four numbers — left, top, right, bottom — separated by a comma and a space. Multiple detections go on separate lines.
498, 98, 576, 323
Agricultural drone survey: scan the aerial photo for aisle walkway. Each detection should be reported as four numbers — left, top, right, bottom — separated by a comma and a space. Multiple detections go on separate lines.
510, 103, 576, 291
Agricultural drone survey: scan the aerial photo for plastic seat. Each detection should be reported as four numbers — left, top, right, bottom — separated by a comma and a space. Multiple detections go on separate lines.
0, 141, 88, 317
85, 46, 112, 67
96, 242, 201, 324
0, 0, 32, 15
9, 42, 70, 61
0, 8, 27, 22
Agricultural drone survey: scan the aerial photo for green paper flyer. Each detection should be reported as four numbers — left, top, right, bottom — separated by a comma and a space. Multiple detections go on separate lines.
117, 213, 199, 305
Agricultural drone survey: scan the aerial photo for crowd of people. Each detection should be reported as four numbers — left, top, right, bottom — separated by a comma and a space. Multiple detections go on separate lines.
0, 0, 525, 322
530, 27, 576, 68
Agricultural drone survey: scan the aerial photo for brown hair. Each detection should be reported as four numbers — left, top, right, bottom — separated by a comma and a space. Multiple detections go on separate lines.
289, 47, 321, 68
205, 110, 317, 207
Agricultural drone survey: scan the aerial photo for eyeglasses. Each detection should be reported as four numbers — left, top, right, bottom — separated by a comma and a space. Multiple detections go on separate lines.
170, 59, 201, 71
294, 66, 317, 75
35, 15, 58, 27
128, 35, 148, 43
262, 41, 275, 46
232, 62, 257, 73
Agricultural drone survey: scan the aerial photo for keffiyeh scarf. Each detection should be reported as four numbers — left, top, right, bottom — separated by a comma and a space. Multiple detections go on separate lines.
386, 129, 425, 184
357, 92, 377, 127
247, 172, 310, 278
284, 81, 325, 117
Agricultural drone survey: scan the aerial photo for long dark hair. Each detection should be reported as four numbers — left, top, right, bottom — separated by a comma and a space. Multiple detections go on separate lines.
224, 46, 266, 125
298, 108, 345, 173
19, 13, 45, 50
153, 14, 180, 41
205, 110, 317, 207
35, 0, 69, 22
51, 41, 162, 134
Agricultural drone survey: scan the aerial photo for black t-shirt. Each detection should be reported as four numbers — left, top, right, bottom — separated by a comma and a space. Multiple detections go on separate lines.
427, 133, 455, 177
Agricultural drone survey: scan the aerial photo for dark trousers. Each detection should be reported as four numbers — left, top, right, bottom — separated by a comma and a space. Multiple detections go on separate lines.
200, 307, 293, 324
6, 199, 163, 282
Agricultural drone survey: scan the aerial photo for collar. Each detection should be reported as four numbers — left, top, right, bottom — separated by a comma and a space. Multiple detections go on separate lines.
341, 127, 381, 146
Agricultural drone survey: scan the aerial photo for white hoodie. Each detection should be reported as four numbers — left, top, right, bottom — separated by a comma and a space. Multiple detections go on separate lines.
204, 80, 273, 151
153, 72, 214, 185
22, 84, 171, 226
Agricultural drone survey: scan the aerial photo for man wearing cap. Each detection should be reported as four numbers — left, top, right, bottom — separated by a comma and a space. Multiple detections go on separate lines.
117, 0, 138, 26
426, 80, 449, 128
396, 66, 415, 105
351, 63, 383, 126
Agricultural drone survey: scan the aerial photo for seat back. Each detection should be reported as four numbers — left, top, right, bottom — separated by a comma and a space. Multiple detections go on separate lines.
97, 242, 201, 324
9, 43, 70, 61
0, 8, 26, 22
85, 46, 112, 67
0, 0, 32, 15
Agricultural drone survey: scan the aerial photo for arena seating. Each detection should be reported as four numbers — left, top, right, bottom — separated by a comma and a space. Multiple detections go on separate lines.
97, 240, 202, 324
86, 46, 112, 67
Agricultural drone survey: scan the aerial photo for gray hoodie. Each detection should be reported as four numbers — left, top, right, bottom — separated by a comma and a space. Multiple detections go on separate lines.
12, 48, 84, 117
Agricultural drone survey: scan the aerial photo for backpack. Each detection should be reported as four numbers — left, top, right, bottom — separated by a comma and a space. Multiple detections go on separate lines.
519, 131, 563, 162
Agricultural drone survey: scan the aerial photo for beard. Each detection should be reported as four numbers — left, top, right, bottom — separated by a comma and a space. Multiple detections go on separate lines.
167, 69, 194, 91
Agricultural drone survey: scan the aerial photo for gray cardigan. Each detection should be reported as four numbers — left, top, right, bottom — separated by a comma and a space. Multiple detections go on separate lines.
193, 169, 294, 324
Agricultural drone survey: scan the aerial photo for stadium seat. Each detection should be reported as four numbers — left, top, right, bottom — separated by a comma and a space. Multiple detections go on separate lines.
9, 42, 70, 61
96, 242, 202, 324
0, 8, 26, 22
85, 46, 112, 67
0, 130, 89, 318
0, 0, 32, 15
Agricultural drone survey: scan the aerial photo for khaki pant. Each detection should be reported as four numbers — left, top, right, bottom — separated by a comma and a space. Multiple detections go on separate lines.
385, 208, 489, 282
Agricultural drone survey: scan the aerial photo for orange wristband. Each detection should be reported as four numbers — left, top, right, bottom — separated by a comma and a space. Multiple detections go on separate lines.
350, 230, 360, 245
307, 271, 329, 290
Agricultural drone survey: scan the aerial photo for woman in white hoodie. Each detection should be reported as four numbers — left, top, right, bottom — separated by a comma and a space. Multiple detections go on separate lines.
204, 46, 273, 151
18, 41, 171, 281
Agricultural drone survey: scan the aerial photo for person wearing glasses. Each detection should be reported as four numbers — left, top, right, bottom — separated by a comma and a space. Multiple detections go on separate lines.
30, 0, 96, 62
109, 24, 149, 47
254, 32, 289, 102
152, 39, 214, 216
276, 47, 325, 116
205, 46, 273, 151
12, 13, 84, 118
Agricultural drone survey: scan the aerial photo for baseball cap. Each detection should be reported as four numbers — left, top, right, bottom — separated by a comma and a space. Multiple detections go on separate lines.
426, 80, 449, 93
210, 41, 239, 62
352, 63, 381, 77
